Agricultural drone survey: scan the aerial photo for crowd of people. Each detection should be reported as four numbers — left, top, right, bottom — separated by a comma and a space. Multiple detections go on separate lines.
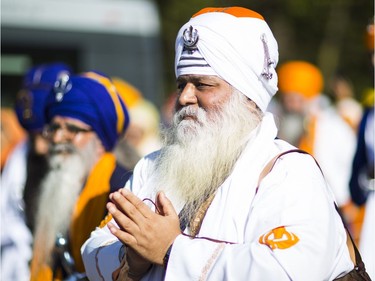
0, 5, 373, 281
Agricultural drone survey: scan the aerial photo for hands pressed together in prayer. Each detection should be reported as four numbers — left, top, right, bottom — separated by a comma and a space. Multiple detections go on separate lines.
106, 188, 181, 276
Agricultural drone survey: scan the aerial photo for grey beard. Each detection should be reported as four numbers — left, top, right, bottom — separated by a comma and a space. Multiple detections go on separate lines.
155, 90, 262, 226
33, 152, 86, 267
33, 138, 100, 267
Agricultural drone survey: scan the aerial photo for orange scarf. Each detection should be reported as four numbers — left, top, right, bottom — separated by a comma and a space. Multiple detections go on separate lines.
298, 115, 316, 155
30, 153, 116, 281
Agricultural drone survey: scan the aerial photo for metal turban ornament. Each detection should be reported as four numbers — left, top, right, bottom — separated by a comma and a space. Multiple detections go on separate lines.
54, 72, 71, 102
183, 25, 199, 53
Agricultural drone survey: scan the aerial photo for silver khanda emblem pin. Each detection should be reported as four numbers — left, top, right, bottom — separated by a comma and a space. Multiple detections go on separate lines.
183, 25, 199, 53
54, 72, 71, 102
260, 34, 274, 80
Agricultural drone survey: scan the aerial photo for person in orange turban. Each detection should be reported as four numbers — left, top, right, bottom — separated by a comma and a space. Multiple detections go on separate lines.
275, 60, 358, 239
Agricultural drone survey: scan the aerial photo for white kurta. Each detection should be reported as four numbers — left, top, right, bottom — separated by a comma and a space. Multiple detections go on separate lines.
313, 107, 357, 207
81, 113, 353, 281
0, 139, 32, 281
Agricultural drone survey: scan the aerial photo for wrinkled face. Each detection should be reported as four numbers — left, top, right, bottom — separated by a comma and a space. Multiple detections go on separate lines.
157, 75, 263, 214
44, 116, 97, 154
175, 75, 233, 121
281, 92, 306, 114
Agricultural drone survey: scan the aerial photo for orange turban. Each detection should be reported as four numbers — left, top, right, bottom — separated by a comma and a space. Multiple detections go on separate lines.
1, 108, 26, 169
112, 77, 143, 108
277, 61, 324, 99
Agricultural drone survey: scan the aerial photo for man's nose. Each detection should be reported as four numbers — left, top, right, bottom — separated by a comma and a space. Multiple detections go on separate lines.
52, 127, 68, 144
178, 83, 198, 106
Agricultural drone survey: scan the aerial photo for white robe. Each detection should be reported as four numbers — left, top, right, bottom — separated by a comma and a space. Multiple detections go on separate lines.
0, 140, 32, 281
313, 106, 356, 207
81, 113, 353, 281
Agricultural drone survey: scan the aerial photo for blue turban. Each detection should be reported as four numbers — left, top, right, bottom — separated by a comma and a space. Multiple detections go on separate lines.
15, 62, 72, 132
45, 72, 130, 152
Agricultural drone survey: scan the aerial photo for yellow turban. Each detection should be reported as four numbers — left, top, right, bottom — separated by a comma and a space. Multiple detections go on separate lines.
112, 77, 143, 108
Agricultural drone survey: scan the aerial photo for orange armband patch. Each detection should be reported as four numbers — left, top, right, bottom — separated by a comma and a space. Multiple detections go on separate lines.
259, 226, 299, 250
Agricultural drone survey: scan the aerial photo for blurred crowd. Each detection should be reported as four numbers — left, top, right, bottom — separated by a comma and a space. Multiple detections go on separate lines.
0, 15, 373, 281
0, 64, 164, 280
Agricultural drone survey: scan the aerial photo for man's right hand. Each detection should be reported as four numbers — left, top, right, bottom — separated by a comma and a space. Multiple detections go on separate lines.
106, 189, 181, 266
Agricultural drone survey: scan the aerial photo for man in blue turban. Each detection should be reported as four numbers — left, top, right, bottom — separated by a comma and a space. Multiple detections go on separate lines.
1, 62, 72, 281
30, 71, 132, 281
16, 62, 73, 233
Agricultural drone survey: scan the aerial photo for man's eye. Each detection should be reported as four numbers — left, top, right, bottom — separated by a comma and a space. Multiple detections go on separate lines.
196, 83, 210, 89
176, 82, 186, 92
49, 123, 61, 132
66, 124, 81, 133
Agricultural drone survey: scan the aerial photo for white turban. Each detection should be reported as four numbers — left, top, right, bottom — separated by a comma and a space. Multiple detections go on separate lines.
175, 7, 279, 112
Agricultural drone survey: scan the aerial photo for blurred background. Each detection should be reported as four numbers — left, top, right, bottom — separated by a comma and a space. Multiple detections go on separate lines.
2, 0, 374, 108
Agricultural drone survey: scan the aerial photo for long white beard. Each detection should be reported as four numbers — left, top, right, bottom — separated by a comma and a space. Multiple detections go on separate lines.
155, 90, 262, 222
33, 139, 99, 268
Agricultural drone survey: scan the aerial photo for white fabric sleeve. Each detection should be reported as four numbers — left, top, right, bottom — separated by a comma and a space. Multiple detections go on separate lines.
81, 154, 157, 280
81, 223, 122, 281
165, 235, 291, 281
164, 155, 352, 281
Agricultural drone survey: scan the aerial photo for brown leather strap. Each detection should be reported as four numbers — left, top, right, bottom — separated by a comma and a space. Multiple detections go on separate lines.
256, 149, 363, 269
189, 192, 217, 237
256, 149, 309, 194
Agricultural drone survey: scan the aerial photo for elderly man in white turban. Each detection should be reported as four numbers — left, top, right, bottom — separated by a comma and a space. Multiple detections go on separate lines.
81, 7, 361, 281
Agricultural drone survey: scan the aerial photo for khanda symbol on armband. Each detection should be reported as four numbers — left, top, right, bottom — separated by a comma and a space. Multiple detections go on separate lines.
183, 25, 199, 53
259, 226, 299, 250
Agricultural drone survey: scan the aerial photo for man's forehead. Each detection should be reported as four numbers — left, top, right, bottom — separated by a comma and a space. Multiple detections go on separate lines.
176, 74, 224, 83
51, 115, 90, 128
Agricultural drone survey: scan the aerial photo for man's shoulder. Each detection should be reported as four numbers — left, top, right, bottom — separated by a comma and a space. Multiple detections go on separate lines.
109, 148, 161, 192
109, 162, 133, 193
143, 149, 162, 160
264, 148, 325, 184
133, 149, 161, 171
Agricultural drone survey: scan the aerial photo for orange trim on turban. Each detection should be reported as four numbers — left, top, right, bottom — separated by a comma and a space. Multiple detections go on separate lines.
83, 72, 126, 135
193, 7, 264, 20
112, 77, 143, 108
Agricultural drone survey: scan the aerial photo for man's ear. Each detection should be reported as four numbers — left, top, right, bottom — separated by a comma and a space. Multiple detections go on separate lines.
96, 136, 106, 156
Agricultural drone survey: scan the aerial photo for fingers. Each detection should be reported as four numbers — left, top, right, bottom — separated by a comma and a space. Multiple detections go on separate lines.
156, 191, 178, 217
109, 189, 144, 223
107, 220, 136, 245
107, 201, 138, 234
108, 188, 158, 238
107, 189, 181, 265
115, 189, 155, 219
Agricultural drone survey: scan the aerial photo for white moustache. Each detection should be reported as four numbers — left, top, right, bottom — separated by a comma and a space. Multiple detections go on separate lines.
50, 143, 76, 155
175, 106, 206, 124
